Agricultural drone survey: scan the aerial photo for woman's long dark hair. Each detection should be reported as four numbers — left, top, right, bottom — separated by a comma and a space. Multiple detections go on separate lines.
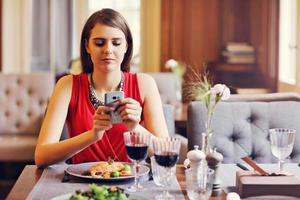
80, 8, 133, 73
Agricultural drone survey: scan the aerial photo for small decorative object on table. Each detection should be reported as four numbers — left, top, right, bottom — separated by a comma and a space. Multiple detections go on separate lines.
184, 66, 231, 196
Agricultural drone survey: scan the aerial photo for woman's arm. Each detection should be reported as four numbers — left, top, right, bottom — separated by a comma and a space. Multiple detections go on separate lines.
35, 75, 107, 168
135, 73, 169, 138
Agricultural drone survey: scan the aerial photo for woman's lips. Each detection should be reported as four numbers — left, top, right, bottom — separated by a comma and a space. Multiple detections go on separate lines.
102, 58, 114, 63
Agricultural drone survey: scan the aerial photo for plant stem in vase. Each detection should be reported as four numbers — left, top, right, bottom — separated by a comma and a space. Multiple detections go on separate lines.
202, 132, 212, 155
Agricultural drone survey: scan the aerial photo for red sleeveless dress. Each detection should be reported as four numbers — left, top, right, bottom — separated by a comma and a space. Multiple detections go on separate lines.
66, 72, 143, 164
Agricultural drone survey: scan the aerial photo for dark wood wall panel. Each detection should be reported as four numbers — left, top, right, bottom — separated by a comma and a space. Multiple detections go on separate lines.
221, 0, 251, 44
161, 0, 279, 91
161, 0, 220, 70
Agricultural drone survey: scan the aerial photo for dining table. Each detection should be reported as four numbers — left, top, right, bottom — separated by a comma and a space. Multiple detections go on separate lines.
9, 163, 300, 200
7, 164, 227, 200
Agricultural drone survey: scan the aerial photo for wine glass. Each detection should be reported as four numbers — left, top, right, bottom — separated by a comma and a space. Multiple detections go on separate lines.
152, 137, 181, 200
123, 131, 151, 192
270, 128, 296, 172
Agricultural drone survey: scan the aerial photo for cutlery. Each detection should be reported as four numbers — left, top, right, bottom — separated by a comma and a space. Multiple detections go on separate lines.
236, 163, 249, 171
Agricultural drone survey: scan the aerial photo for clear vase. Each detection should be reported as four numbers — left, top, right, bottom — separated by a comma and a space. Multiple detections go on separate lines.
201, 132, 212, 155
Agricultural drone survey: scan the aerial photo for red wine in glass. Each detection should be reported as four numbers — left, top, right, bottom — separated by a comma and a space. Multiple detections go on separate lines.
123, 131, 150, 192
126, 144, 148, 161
152, 137, 181, 199
154, 151, 179, 168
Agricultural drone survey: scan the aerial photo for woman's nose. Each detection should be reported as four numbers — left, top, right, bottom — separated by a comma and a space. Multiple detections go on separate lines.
103, 43, 113, 54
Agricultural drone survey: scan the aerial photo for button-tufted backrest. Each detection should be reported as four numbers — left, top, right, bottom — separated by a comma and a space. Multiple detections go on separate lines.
0, 72, 55, 136
148, 72, 179, 105
187, 100, 300, 163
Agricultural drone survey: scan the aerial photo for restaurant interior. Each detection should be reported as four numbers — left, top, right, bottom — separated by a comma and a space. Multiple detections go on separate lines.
2, 0, 300, 199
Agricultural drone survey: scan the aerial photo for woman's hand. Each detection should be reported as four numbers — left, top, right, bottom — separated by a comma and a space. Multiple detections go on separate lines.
92, 106, 114, 139
118, 98, 142, 130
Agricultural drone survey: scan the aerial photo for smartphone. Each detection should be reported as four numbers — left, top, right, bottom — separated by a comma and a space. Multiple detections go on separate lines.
104, 91, 124, 124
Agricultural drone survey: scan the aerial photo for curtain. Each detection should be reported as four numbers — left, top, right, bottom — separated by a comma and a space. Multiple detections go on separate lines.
2, 0, 73, 74
2, 0, 32, 73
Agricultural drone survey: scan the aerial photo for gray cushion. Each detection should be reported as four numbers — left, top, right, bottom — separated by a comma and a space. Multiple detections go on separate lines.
187, 101, 300, 163
149, 73, 179, 105
162, 104, 175, 136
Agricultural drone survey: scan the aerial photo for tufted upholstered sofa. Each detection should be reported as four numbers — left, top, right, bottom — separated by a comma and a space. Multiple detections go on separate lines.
148, 72, 179, 105
187, 93, 300, 163
0, 72, 55, 162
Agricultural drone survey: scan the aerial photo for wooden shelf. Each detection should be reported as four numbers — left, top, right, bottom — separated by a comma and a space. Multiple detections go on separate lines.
209, 63, 256, 73
208, 62, 265, 89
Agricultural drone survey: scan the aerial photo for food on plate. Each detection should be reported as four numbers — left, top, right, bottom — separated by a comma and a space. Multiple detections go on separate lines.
69, 184, 128, 200
88, 161, 132, 178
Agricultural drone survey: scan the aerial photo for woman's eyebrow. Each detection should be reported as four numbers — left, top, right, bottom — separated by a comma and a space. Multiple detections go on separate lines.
92, 37, 123, 40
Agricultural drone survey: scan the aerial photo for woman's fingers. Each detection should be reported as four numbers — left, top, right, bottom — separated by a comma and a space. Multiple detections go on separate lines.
92, 106, 114, 133
118, 104, 141, 120
95, 105, 114, 114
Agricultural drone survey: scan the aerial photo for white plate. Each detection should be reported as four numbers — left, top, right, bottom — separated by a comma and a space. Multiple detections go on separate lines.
51, 192, 148, 200
244, 195, 300, 200
65, 162, 149, 182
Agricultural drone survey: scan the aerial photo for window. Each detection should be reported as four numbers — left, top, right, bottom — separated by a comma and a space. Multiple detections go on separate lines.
88, 0, 141, 71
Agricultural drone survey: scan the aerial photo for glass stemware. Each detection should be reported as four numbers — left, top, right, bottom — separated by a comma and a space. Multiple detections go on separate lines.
185, 167, 214, 200
269, 128, 296, 171
152, 137, 181, 200
123, 131, 151, 192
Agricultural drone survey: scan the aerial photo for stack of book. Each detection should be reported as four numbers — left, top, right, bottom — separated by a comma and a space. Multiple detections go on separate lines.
222, 42, 255, 64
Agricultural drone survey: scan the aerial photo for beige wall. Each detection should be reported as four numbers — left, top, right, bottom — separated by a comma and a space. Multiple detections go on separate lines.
140, 0, 161, 73
278, 82, 300, 93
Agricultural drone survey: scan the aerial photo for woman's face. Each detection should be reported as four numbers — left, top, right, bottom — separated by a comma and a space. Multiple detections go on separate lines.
86, 23, 127, 72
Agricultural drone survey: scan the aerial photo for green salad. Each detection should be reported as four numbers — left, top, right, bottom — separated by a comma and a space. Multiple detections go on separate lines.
69, 184, 128, 200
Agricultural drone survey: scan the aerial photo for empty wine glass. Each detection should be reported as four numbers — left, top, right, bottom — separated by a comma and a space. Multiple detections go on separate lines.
124, 131, 151, 192
270, 128, 296, 172
152, 137, 181, 200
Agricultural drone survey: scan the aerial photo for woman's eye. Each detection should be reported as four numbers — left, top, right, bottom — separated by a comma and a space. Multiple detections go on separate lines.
113, 42, 121, 46
94, 40, 105, 46
95, 43, 104, 47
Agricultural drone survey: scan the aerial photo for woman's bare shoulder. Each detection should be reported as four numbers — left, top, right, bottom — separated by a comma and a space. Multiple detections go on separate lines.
53, 74, 73, 95
136, 73, 159, 101
136, 73, 156, 85
56, 74, 73, 85
56, 74, 73, 87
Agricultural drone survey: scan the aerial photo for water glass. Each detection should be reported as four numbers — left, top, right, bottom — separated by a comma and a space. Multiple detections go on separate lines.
185, 167, 214, 200
269, 128, 296, 171
150, 156, 176, 187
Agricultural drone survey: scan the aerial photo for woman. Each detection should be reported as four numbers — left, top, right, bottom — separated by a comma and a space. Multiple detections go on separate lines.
35, 8, 169, 168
